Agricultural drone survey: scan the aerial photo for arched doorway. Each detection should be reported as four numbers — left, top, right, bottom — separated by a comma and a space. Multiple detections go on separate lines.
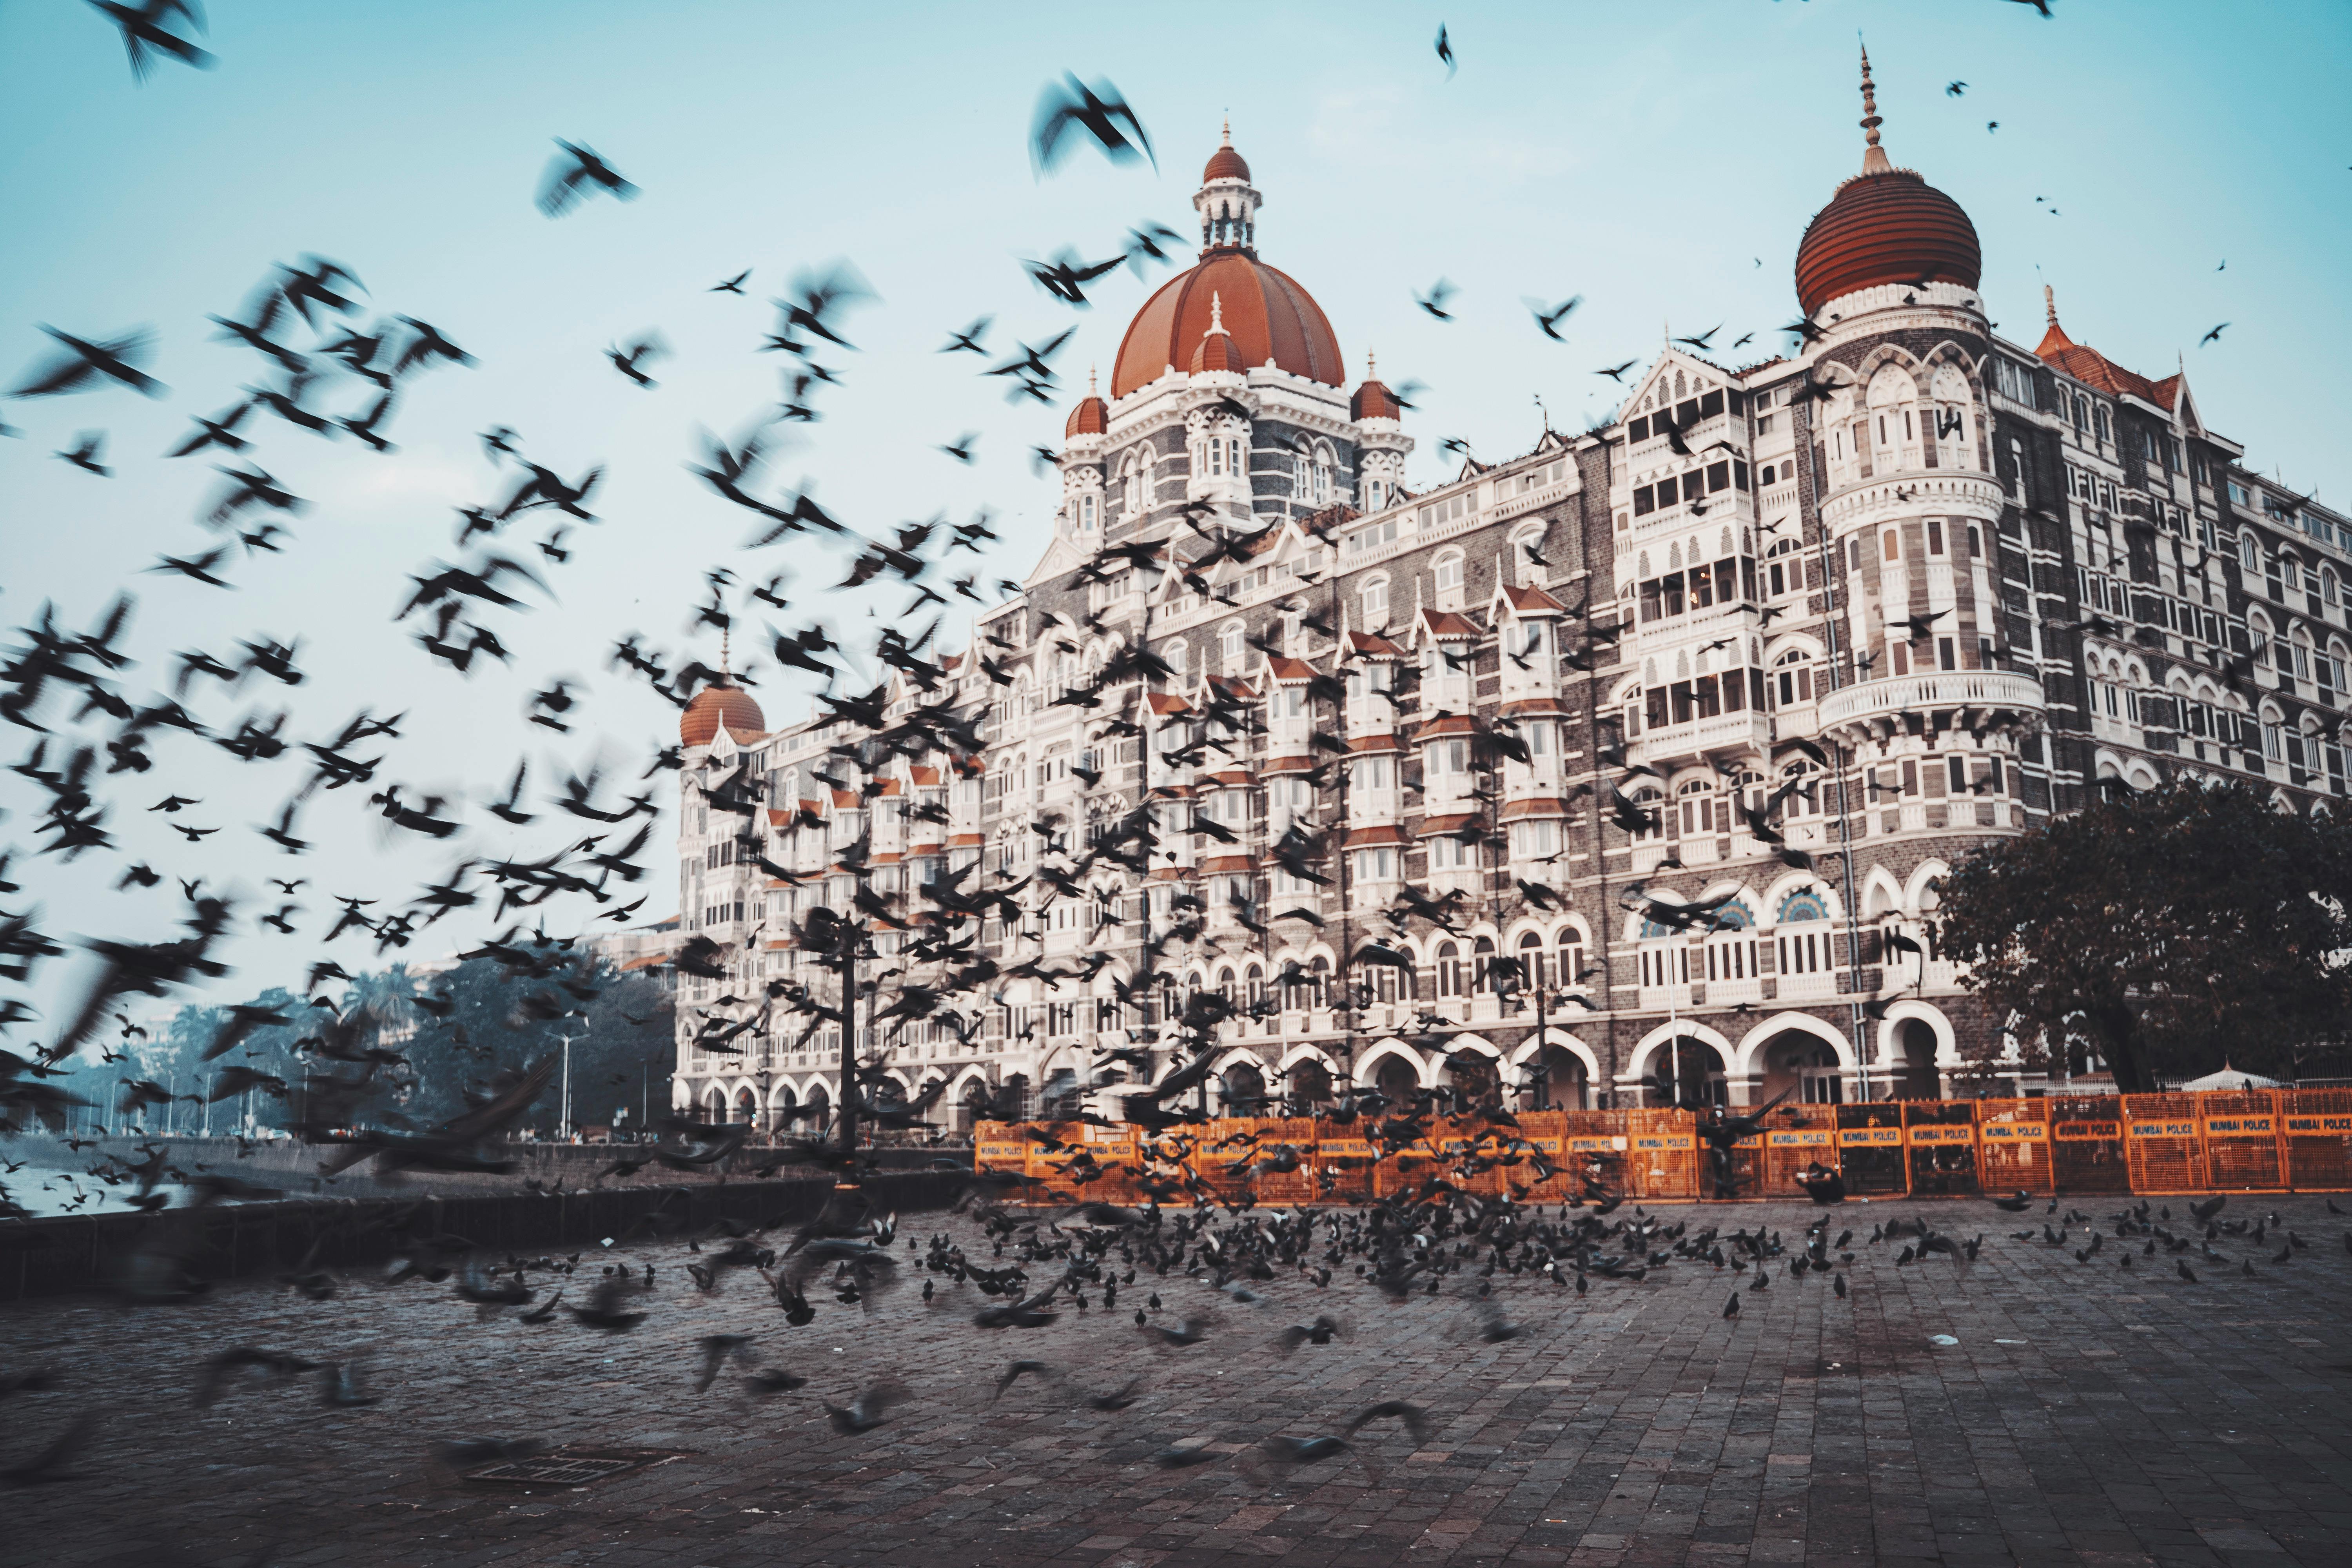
1372, 1053, 1421, 1103
958, 1078, 993, 1131
702, 1085, 727, 1124
1757, 1032, 1845, 1105
1524, 1045, 1590, 1109
1646, 1035, 1728, 1107
1889, 1019, 1940, 1099
731, 1088, 756, 1124
1444, 1048, 1500, 1109
770, 1084, 798, 1132
1040, 1067, 1080, 1119
1219, 1062, 1267, 1115
1285, 1058, 1333, 1112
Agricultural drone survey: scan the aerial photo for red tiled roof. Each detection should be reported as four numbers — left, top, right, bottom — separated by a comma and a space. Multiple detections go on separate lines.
1499, 697, 1572, 718
949, 833, 984, 847
1501, 584, 1566, 613
1147, 692, 1194, 715
1420, 609, 1481, 637
909, 766, 940, 786
1346, 733, 1403, 755
1413, 715, 1478, 741
1265, 655, 1315, 681
1418, 813, 1482, 836
1341, 825, 1410, 848
1348, 632, 1406, 657
1200, 854, 1255, 874
1208, 769, 1252, 786
1499, 797, 1571, 821
829, 789, 860, 809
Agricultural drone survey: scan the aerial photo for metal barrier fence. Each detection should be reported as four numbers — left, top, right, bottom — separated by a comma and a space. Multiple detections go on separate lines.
976, 1089, 2352, 1204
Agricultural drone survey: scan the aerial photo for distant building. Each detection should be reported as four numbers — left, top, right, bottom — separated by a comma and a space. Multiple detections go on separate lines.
669, 59, 2348, 1125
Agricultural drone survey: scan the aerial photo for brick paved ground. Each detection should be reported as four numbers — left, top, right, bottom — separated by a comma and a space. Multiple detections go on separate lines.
4, 1195, 2350, 1568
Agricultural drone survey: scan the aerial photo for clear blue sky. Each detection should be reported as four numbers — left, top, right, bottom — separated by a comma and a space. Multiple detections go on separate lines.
1, 1, 2347, 1022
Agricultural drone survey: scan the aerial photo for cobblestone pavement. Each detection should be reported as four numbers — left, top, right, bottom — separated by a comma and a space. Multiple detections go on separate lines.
4, 1196, 2350, 1568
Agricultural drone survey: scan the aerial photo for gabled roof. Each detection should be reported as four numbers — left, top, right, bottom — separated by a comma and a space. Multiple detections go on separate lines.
1264, 655, 1316, 680
1420, 608, 1482, 638
1500, 584, 1567, 613
1348, 631, 1407, 657
2034, 298, 2182, 412
1146, 692, 1195, 715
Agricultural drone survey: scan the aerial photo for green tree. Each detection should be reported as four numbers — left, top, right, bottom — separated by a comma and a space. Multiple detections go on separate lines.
1936, 780, 2352, 1091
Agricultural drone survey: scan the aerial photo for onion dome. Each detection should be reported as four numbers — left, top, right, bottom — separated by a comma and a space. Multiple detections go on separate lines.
1793, 46, 1981, 317
1202, 120, 1250, 183
1110, 129, 1344, 396
681, 671, 764, 746
1350, 349, 1403, 421
1064, 367, 1107, 436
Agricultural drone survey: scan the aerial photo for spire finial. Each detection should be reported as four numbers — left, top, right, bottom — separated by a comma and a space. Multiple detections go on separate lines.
720, 626, 732, 679
2044, 283, 2057, 325
1858, 40, 1891, 174
1221, 115, 1231, 145
1207, 291, 1227, 336
1088, 364, 1098, 395
1366, 347, 1377, 378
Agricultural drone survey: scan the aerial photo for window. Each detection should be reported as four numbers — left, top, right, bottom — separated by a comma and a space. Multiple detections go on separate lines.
1882, 530, 1900, 563
1771, 649, 1814, 709
1433, 553, 1463, 592
1352, 846, 1396, 883
1765, 538, 1802, 598
1078, 494, 1097, 532
1349, 516, 1399, 553
1510, 819, 1557, 858
1361, 578, 1388, 618
1220, 622, 1244, 666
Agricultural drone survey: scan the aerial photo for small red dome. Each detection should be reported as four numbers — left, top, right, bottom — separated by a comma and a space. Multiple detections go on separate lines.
681, 681, 764, 746
1351, 377, 1401, 422
1203, 140, 1250, 183
1064, 394, 1107, 437
1191, 325, 1249, 374
1794, 168, 1980, 317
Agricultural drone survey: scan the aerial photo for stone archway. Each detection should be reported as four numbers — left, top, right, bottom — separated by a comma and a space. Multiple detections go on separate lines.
1889, 1018, 1940, 1099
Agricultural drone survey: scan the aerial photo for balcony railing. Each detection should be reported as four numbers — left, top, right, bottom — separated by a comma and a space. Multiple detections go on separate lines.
1816, 670, 2045, 735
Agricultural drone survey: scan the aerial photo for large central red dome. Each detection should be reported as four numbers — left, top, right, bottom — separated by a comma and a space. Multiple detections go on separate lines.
1112, 254, 1344, 396
1108, 134, 1343, 399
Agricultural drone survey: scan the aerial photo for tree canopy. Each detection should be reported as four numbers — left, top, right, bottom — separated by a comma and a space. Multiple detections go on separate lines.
1936, 780, 2352, 1091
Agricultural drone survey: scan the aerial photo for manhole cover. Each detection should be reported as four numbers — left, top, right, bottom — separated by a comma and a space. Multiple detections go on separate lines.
464, 1445, 688, 1487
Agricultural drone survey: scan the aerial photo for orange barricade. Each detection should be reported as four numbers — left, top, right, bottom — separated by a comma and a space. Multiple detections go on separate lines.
1313, 1126, 1381, 1204
1624, 1109, 1698, 1200
1905, 1101, 1980, 1197
1836, 1103, 1908, 1195
2199, 1090, 2286, 1191
970, 1088, 2352, 1207
2122, 1094, 2205, 1194
1974, 1098, 2053, 1193
2048, 1097, 2130, 1193
2284, 1089, 2352, 1190
1762, 1104, 1842, 1198
1558, 1110, 1632, 1208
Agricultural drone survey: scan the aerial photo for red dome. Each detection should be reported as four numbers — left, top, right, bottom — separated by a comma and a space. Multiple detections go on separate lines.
1203, 142, 1250, 183
680, 681, 764, 746
1351, 377, 1401, 422
1794, 168, 1980, 317
1064, 393, 1107, 437
1112, 251, 1342, 397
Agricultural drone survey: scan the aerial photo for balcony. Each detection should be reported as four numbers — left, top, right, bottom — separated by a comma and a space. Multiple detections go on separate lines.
1815, 670, 2045, 742
1629, 710, 1771, 767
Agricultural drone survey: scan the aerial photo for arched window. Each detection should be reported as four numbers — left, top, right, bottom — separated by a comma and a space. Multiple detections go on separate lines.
1433, 550, 1464, 597
1770, 648, 1815, 710
1555, 923, 1587, 990
1472, 935, 1498, 993
1628, 785, 1666, 843
1676, 777, 1719, 838
1435, 940, 1462, 997
1764, 536, 1803, 598
1774, 888, 1831, 976
1220, 621, 1244, 668
1517, 929, 1546, 989
1361, 575, 1389, 621
1166, 640, 1187, 677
